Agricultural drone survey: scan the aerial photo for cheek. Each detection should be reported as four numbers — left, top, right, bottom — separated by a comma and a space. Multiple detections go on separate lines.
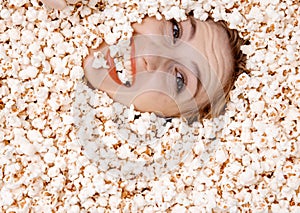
132, 91, 180, 117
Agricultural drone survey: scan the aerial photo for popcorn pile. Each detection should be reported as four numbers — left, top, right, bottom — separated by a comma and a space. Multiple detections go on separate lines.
1, 0, 300, 212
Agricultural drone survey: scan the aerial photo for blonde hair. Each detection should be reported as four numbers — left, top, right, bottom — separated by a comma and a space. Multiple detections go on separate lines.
185, 19, 249, 124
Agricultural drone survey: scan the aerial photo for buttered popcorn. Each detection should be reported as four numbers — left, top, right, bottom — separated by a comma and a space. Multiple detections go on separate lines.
0, 0, 300, 212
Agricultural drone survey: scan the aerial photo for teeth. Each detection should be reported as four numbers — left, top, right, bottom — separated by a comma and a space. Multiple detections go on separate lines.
117, 68, 132, 86
124, 60, 131, 70
109, 45, 119, 57
92, 39, 133, 86
110, 39, 133, 87
124, 53, 131, 61
114, 60, 123, 71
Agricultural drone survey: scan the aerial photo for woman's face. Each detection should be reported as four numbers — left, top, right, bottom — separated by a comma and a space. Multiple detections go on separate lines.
84, 16, 234, 118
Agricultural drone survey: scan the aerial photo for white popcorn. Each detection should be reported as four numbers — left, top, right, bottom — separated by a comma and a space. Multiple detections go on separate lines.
228, 9, 244, 27
21, 30, 35, 45
0, 187, 14, 206
235, 73, 250, 88
43, 152, 56, 164
81, 6, 92, 17
83, 164, 98, 178
11, 11, 24, 25
70, 66, 84, 80
17, 139, 36, 156
0, 0, 299, 212
171, 204, 186, 212
250, 101, 265, 115
92, 56, 109, 69
215, 147, 228, 163
240, 44, 255, 55
163, 6, 186, 21
246, 89, 261, 102
239, 168, 256, 186
104, 32, 121, 45
27, 129, 44, 143
246, 6, 264, 22
51, 32, 65, 45
0, 131, 4, 141
265, 5, 282, 21
117, 144, 135, 159
8, 28, 21, 41
0, 8, 10, 19
108, 195, 121, 209
69, 205, 80, 213
26, 7, 38, 22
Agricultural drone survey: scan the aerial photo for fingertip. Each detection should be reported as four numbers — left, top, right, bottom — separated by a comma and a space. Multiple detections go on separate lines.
41, 0, 67, 10
67, 0, 80, 4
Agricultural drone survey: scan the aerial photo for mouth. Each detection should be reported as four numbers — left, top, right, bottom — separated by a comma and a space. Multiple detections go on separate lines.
106, 38, 136, 87
106, 49, 123, 86
130, 38, 136, 86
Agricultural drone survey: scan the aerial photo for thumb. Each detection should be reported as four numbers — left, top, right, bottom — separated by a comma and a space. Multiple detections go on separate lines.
41, 0, 67, 9
66, 0, 81, 4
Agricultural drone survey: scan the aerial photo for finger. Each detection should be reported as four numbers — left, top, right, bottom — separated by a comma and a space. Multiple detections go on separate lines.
40, 0, 67, 9
66, 0, 81, 4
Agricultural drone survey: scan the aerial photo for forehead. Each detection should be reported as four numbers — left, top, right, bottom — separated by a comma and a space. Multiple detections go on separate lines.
188, 19, 233, 76
181, 18, 234, 108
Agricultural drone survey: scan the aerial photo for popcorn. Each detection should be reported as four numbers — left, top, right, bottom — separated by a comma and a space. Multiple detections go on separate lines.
1, 0, 299, 212
43, 152, 56, 164
104, 32, 121, 45
0, 20, 6, 34
215, 147, 228, 163
108, 195, 121, 209
18, 66, 39, 80
250, 100, 265, 115
239, 167, 257, 186
0, 8, 10, 19
228, 8, 244, 28
26, 7, 38, 22
171, 204, 186, 212
162, 6, 187, 21
11, 10, 24, 26
246, 6, 264, 22
70, 66, 84, 80
240, 44, 255, 55
27, 129, 44, 143
92, 51, 109, 69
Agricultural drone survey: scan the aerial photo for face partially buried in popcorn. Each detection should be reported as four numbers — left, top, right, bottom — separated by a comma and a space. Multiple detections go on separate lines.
84, 16, 235, 121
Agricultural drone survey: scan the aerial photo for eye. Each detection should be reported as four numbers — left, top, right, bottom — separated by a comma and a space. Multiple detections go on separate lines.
175, 69, 185, 93
170, 19, 181, 43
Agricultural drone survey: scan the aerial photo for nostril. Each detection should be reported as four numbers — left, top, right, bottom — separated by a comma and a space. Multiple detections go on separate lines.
143, 57, 156, 72
143, 57, 148, 66
143, 57, 149, 71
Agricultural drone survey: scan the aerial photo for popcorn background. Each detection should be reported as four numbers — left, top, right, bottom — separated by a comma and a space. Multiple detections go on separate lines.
1, 0, 300, 212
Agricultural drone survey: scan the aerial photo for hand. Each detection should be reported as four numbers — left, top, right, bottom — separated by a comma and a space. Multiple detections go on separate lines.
40, 0, 80, 10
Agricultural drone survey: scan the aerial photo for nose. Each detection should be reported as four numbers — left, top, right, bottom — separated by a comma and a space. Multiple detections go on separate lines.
131, 17, 158, 34
143, 56, 160, 72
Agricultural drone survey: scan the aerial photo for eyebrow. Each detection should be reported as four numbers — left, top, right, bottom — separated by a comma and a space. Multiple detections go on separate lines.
189, 17, 196, 41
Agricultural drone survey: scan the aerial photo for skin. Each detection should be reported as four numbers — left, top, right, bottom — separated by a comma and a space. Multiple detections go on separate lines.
41, 0, 234, 118
84, 17, 234, 118
40, 0, 79, 9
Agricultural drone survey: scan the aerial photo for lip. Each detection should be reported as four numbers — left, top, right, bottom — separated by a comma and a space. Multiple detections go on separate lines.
106, 49, 123, 85
105, 38, 136, 86
130, 37, 136, 85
